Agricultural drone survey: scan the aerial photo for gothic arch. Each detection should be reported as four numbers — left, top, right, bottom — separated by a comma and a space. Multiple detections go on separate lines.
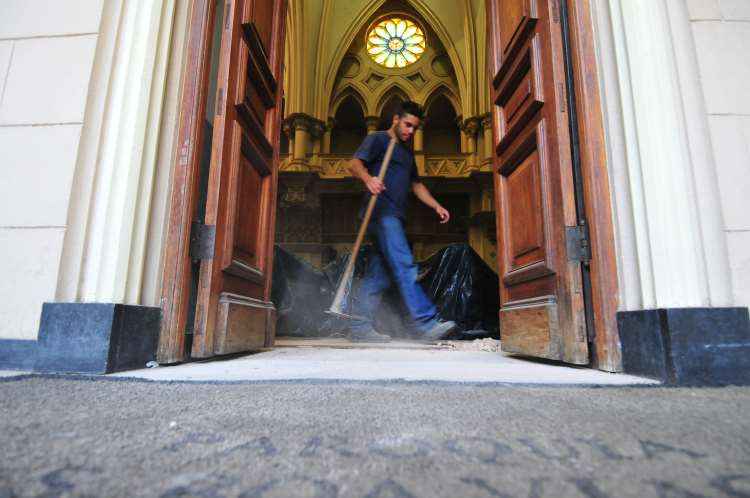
423, 84, 460, 117
315, 0, 469, 121
422, 90, 461, 154
331, 93, 367, 153
330, 83, 369, 117
375, 84, 412, 116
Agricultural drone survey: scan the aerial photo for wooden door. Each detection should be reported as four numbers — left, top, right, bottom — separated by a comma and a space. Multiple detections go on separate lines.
487, 0, 588, 364
191, 0, 286, 358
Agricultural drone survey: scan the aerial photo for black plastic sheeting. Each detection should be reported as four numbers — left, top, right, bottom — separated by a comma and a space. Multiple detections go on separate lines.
271, 243, 499, 340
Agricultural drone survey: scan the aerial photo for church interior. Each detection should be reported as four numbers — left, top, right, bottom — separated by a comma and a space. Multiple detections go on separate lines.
271, 0, 497, 339
275, 0, 497, 335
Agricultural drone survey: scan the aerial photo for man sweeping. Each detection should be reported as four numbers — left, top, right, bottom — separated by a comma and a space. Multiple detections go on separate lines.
346, 101, 457, 343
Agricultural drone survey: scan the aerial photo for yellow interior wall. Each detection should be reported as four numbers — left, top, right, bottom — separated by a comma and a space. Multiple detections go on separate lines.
278, 0, 497, 271
285, 0, 490, 120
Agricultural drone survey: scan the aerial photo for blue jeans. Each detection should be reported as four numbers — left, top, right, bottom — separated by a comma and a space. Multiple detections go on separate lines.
349, 216, 438, 333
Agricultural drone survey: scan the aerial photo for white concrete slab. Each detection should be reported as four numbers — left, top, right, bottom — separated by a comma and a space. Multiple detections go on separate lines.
0, 371, 27, 378
112, 343, 658, 385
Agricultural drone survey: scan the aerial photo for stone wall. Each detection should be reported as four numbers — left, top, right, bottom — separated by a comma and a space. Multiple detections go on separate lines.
687, 0, 750, 307
0, 0, 104, 339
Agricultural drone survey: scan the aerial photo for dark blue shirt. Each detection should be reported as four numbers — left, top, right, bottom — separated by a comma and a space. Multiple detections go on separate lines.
354, 131, 419, 220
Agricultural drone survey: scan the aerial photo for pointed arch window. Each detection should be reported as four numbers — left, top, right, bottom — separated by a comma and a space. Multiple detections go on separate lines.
367, 18, 426, 68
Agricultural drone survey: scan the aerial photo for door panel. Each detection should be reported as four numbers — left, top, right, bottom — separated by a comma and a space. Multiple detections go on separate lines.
248, 0, 274, 54
488, 0, 588, 364
507, 152, 543, 268
497, 0, 539, 59
495, 34, 544, 148
234, 156, 264, 267
192, 0, 286, 358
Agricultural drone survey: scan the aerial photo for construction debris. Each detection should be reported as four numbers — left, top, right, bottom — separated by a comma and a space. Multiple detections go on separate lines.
271, 243, 500, 339
437, 338, 502, 352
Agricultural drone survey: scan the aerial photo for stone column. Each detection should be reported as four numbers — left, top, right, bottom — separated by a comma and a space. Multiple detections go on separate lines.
414, 126, 424, 151
283, 113, 322, 171
322, 117, 334, 154
309, 119, 325, 170
461, 117, 481, 169
414, 124, 425, 175
457, 115, 468, 152
365, 116, 380, 134
293, 120, 309, 164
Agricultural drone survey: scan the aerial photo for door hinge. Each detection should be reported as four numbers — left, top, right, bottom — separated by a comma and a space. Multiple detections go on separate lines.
566, 222, 591, 263
190, 221, 215, 261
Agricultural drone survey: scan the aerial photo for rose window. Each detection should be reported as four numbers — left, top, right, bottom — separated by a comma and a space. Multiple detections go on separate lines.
367, 18, 426, 68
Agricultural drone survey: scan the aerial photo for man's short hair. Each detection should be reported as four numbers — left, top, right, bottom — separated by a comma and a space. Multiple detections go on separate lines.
397, 100, 424, 120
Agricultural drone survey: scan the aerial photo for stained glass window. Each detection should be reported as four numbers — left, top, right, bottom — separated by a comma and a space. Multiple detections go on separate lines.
367, 18, 426, 68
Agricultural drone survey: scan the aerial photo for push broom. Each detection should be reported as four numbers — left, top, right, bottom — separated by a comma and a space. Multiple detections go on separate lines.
327, 137, 398, 320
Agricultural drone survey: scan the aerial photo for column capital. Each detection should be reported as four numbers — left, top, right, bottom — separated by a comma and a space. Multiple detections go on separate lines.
282, 113, 324, 136
365, 116, 380, 129
460, 116, 482, 137
309, 120, 326, 139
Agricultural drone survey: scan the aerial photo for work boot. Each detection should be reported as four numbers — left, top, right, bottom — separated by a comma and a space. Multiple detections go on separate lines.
349, 327, 392, 343
419, 319, 457, 342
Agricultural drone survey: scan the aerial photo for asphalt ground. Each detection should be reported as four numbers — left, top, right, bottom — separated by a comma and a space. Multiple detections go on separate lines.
0, 375, 749, 498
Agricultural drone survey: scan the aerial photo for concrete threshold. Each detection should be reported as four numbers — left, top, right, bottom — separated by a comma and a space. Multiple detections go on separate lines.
0, 371, 24, 378
108, 340, 657, 385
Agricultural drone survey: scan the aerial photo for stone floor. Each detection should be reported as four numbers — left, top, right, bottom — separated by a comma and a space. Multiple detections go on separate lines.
102, 338, 656, 385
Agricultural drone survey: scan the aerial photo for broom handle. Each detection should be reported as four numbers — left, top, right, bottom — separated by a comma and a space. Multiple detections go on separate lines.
330, 137, 398, 312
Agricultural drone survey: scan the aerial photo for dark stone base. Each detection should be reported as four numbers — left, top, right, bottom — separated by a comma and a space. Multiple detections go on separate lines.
618, 307, 750, 386
0, 339, 38, 371
34, 303, 161, 374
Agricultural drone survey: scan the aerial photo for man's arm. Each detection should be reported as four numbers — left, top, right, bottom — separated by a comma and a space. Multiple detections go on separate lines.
349, 158, 385, 195
412, 182, 450, 224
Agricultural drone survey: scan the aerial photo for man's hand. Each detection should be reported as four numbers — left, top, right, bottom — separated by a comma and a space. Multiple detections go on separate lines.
413, 182, 450, 223
365, 175, 386, 195
435, 205, 450, 224
349, 159, 386, 195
